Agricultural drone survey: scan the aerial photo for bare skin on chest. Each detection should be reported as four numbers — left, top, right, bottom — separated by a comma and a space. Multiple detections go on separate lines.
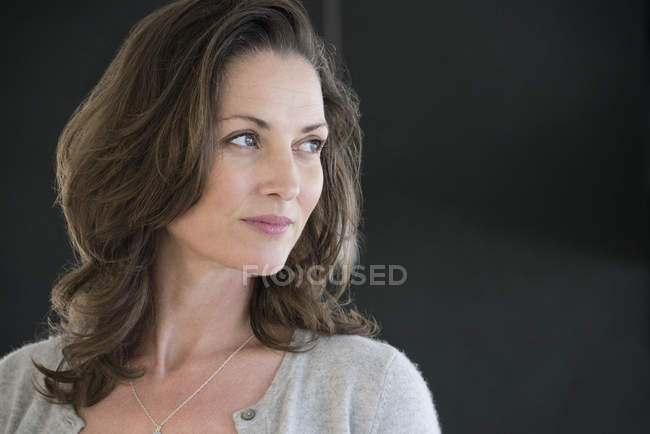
77, 345, 286, 434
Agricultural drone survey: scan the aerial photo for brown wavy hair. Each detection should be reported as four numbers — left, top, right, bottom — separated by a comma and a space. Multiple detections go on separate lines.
32, 0, 379, 408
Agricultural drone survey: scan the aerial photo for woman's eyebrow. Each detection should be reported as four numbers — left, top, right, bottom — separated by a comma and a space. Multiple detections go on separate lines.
219, 114, 328, 134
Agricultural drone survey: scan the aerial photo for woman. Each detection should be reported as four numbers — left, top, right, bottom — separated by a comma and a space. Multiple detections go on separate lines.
0, 0, 441, 432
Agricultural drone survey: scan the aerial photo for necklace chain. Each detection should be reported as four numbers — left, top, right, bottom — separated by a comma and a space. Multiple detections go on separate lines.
129, 333, 255, 433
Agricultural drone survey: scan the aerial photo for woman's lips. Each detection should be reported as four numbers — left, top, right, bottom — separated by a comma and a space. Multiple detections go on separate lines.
242, 219, 290, 235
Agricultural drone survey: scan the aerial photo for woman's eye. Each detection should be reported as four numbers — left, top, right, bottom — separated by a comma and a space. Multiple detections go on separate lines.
227, 133, 324, 154
299, 139, 324, 154
229, 133, 257, 148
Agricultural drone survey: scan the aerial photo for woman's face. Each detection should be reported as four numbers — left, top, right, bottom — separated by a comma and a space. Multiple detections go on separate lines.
165, 50, 327, 275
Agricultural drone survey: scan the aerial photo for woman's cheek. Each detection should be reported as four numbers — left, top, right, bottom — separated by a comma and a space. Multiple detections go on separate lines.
303, 163, 324, 210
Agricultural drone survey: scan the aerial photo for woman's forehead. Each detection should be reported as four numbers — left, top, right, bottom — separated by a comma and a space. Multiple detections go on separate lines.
219, 51, 324, 114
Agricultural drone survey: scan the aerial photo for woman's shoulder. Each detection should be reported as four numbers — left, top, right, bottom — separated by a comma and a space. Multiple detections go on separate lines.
303, 329, 399, 371
0, 335, 69, 430
302, 329, 428, 379
1, 334, 63, 362
0, 334, 64, 393
0, 334, 64, 382
288, 328, 441, 433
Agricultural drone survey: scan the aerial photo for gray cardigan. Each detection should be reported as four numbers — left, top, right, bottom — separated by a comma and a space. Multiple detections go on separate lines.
0, 328, 441, 433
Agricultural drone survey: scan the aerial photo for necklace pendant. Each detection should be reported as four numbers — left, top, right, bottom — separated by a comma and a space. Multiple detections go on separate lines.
154, 427, 162, 434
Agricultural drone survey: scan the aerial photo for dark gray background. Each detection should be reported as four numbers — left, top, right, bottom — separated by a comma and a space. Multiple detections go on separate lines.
1, 1, 648, 433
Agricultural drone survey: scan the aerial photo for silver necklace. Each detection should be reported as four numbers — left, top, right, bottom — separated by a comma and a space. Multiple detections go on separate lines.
129, 333, 255, 434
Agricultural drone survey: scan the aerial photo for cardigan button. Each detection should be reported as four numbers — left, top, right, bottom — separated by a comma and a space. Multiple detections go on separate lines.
240, 408, 256, 421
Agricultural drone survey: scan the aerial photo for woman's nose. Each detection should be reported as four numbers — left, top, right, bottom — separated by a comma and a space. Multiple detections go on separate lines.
257, 146, 300, 201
